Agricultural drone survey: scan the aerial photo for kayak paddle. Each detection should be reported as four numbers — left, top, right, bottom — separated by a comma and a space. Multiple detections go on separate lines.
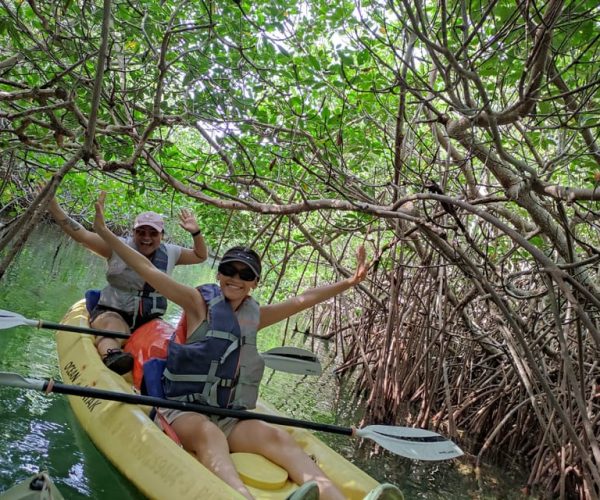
0, 309, 129, 338
0, 371, 464, 461
261, 346, 322, 375
0, 309, 321, 376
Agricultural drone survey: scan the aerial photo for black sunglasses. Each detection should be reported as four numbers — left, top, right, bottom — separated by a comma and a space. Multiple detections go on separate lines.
218, 262, 257, 282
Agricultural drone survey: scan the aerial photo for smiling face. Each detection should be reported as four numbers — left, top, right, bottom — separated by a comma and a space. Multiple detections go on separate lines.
217, 261, 258, 307
133, 225, 163, 256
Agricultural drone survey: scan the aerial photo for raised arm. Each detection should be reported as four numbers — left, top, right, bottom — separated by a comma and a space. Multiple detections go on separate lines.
93, 193, 204, 324
258, 246, 368, 329
176, 208, 208, 264
47, 196, 112, 258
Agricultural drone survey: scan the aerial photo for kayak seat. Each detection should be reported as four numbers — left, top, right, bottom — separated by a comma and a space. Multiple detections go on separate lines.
231, 452, 288, 490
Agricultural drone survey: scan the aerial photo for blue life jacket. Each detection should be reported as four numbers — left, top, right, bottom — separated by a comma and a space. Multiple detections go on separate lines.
84, 289, 101, 314
143, 284, 263, 409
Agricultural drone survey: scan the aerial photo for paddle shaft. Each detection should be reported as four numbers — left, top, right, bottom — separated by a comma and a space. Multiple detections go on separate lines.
47, 326, 320, 375
39, 320, 130, 339
38, 327, 317, 371
1, 371, 462, 459
1, 310, 320, 375
36, 377, 355, 437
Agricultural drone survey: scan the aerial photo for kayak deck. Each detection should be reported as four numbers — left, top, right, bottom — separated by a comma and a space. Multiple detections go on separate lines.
0, 471, 64, 500
55, 301, 380, 499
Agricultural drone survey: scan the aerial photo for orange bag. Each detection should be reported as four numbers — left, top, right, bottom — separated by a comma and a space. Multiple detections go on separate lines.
124, 316, 187, 389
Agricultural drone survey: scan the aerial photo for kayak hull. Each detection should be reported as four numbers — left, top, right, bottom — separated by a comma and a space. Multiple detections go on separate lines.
56, 301, 380, 499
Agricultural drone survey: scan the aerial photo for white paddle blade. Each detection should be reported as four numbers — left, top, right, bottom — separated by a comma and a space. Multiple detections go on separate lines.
261, 346, 322, 375
357, 425, 464, 461
262, 354, 322, 375
0, 310, 37, 329
0, 372, 45, 391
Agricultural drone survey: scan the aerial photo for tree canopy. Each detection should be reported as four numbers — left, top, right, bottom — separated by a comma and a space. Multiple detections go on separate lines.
1, 0, 599, 497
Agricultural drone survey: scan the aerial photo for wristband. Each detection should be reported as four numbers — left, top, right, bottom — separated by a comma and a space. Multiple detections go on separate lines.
190, 230, 202, 237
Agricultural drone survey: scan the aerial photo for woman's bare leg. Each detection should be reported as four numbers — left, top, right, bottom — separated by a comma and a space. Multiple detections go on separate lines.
172, 413, 254, 500
228, 419, 345, 500
91, 311, 129, 357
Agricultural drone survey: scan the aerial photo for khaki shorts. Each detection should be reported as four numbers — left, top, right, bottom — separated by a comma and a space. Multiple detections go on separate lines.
155, 408, 239, 438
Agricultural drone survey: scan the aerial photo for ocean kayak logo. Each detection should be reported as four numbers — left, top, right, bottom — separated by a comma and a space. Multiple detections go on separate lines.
63, 360, 102, 412
64, 360, 81, 383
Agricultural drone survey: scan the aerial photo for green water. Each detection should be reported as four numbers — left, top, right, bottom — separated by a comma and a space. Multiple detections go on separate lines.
0, 225, 526, 499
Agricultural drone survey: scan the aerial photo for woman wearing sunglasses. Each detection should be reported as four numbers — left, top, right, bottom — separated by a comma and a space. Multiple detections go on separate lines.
93, 192, 367, 500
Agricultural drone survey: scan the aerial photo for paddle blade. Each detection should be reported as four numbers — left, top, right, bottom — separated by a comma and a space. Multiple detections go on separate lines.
261, 346, 322, 375
356, 425, 464, 461
0, 310, 37, 330
0, 372, 45, 391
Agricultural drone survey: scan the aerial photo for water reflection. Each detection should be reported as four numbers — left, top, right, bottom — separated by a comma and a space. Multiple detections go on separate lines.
65, 461, 92, 496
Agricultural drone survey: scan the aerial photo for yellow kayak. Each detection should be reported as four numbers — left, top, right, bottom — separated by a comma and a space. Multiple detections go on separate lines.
56, 301, 381, 499
0, 471, 64, 500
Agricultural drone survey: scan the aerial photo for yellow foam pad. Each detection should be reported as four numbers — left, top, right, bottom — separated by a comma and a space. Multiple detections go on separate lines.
231, 452, 289, 490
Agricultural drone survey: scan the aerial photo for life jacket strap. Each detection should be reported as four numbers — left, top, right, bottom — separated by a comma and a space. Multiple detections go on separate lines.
163, 370, 235, 386
206, 294, 224, 308
205, 330, 239, 342
218, 338, 240, 364
168, 376, 235, 405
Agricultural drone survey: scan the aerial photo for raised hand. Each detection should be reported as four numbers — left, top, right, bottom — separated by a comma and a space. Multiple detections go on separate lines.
93, 191, 108, 234
348, 245, 368, 285
178, 208, 200, 234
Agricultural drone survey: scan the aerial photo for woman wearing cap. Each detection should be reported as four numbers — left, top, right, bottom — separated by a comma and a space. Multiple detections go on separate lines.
45, 195, 208, 374
93, 192, 366, 500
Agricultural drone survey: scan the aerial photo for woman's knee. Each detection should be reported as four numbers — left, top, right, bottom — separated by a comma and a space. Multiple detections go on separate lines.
91, 311, 128, 332
230, 420, 295, 452
264, 425, 294, 447
173, 415, 226, 452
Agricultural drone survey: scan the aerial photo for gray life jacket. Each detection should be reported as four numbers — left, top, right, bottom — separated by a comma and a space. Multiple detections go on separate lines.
98, 237, 170, 327
162, 284, 264, 409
